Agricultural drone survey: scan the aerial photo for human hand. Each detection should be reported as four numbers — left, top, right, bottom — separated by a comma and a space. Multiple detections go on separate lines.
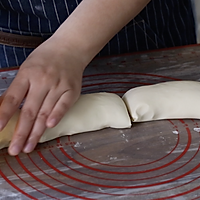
0, 36, 86, 156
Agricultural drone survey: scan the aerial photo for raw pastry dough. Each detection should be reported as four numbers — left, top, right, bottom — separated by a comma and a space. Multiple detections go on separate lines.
2, 81, 200, 150
0, 93, 131, 149
123, 81, 200, 122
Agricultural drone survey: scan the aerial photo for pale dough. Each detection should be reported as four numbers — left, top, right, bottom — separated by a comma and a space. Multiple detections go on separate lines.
0, 93, 131, 149
2, 81, 200, 150
123, 81, 200, 122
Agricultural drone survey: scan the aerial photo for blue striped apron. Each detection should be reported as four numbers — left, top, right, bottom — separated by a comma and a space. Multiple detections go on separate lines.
0, 0, 196, 68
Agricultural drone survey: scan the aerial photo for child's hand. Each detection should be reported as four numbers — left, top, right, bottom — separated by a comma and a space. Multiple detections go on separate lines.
0, 36, 85, 156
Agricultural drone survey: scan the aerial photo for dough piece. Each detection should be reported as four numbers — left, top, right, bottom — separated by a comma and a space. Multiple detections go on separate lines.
122, 81, 200, 122
0, 93, 131, 149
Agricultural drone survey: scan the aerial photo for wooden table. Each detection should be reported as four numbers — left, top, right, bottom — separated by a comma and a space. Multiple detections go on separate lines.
0, 44, 200, 199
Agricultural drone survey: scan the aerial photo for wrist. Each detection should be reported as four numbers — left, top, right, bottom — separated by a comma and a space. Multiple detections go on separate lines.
49, 33, 93, 71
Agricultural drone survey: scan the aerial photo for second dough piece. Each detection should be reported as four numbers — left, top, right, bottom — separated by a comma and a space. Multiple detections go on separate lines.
123, 81, 200, 122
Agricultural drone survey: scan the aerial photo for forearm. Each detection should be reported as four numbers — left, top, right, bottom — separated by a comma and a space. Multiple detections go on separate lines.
52, 0, 150, 65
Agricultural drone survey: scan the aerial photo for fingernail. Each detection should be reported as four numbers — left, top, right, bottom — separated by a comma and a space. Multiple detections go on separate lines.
23, 143, 34, 153
47, 118, 56, 128
9, 145, 20, 156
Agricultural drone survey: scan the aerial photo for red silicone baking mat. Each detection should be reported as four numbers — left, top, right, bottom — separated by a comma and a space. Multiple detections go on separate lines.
0, 45, 200, 199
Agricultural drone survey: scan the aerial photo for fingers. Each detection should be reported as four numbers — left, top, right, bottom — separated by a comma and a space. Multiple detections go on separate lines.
8, 86, 49, 156
47, 90, 79, 128
7, 76, 80, 156
22, 89, 79, 154
22, 89, 63, 153
0, 77, 29, 130
22, 120, 47, 153
2, 38, 85, 156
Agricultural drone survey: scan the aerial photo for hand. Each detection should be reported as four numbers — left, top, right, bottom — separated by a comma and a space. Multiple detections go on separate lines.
0, 36, 85, 156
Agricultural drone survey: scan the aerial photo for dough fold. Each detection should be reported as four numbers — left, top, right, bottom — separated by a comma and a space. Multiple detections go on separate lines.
0, 93, 131, 149
123, 81, 200, 122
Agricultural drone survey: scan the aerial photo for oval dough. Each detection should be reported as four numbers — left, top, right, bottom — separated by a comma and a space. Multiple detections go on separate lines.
123, 81, 200, 122
0, 93, 131, 149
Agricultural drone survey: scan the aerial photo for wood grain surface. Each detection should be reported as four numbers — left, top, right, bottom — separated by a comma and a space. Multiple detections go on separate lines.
0, 45, 200, 200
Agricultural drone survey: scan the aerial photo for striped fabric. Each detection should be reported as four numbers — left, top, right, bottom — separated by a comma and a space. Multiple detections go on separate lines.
192, 0, 200, 43
0, 0, 196, 68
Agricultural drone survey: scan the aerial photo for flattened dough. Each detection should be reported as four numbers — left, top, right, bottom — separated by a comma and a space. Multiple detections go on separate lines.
0, 93, 131, 149
123, 81, 200, 122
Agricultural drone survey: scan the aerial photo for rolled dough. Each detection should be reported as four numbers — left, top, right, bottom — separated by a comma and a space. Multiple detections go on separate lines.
123, 81, 200, 122
2, 81, 200, 151
0, 93, 131, 149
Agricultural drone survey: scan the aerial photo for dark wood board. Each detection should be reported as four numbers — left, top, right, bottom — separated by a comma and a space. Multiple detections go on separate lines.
0, 45, 200, 199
